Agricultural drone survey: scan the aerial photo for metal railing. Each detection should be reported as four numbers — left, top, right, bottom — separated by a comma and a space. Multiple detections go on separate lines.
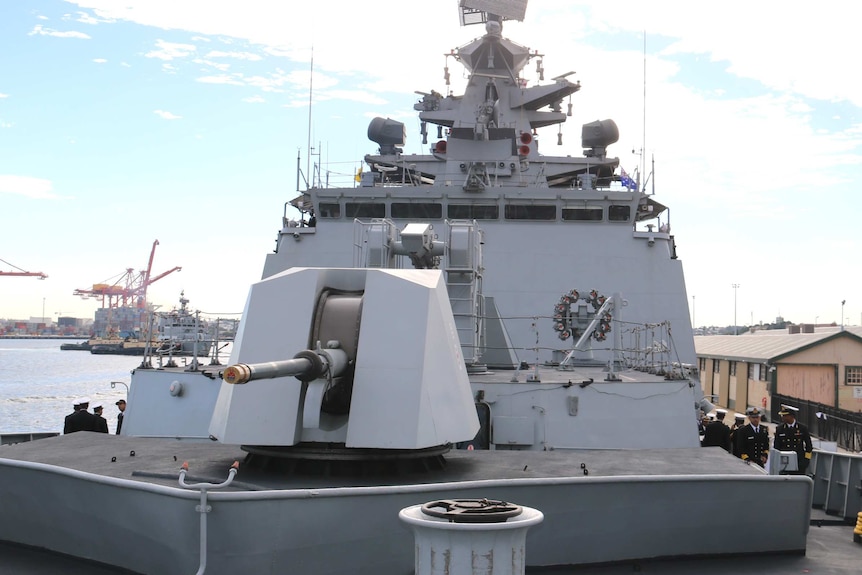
771, 394, 862, 453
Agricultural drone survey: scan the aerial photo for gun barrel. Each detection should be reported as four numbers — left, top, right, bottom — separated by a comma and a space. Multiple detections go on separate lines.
224, 358, 313, 384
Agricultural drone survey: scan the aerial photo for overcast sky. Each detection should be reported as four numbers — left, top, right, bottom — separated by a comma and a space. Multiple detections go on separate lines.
1, 0, 860, 328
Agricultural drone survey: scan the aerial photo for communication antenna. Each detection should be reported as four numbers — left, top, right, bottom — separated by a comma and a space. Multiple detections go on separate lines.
642, 30, 647, 187
306, 46, 314, 189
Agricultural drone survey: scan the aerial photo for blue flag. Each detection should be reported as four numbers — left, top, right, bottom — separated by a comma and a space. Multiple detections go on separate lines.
620, 167, 637, 191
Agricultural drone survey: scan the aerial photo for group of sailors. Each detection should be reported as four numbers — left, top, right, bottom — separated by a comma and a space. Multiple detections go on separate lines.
63, 397, 126, 435
700, 404, 813, 474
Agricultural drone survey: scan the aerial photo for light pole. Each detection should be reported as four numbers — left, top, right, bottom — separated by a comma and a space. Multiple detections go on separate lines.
692, 295, 696, 329
732, 284, 740, 335
841, 300, 846, 331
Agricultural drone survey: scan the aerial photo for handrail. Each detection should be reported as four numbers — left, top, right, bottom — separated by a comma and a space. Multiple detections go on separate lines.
178, 461, 240, 575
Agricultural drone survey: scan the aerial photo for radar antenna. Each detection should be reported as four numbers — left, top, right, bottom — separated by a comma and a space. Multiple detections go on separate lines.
459, 0, 528, 26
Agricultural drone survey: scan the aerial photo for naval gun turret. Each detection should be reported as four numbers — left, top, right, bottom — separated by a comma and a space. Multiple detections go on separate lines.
208, 267, 480, 471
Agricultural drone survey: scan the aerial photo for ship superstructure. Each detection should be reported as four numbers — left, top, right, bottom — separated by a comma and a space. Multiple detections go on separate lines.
263, 4, 689, 376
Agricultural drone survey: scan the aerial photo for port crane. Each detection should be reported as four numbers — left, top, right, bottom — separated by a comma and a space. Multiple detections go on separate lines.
73, 240, 181, 309
0, 258, 47, 279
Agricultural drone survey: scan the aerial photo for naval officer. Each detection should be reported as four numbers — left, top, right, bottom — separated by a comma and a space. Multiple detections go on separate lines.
115, 399, 126, 434
92, 402, 109, 433
63, 397, 99, 434
735, 407, 769, 466
773, 404, 813, 474
701, 409, 732, 452
729, 412, 746, 457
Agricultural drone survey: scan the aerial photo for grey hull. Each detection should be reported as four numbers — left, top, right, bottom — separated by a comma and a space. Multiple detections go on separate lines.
0, 434, 812, 575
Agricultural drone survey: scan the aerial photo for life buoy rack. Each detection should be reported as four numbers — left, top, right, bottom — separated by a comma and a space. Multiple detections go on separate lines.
553, 289, 579, 340
553, 289, 611, 342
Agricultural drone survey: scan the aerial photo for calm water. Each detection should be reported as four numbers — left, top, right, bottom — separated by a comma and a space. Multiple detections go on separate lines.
0, 339, 228, 434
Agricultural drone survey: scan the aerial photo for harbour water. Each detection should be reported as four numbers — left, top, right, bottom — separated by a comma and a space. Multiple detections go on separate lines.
0, 339, 228, 434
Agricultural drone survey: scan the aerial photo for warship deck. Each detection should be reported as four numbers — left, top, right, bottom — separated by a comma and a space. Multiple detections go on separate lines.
0, 434, 831, 574
1, 432, 769, 490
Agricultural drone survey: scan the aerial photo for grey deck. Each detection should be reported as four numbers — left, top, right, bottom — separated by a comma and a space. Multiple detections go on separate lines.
0, 432, 765, 491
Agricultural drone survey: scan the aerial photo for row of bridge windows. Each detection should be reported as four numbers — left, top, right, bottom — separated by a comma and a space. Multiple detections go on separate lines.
318, 202, 632, 222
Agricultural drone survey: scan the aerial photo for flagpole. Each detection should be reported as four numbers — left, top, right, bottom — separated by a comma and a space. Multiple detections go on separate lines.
642, 30, 647, 193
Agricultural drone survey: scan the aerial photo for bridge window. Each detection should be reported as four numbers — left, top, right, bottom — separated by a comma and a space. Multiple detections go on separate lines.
345, 202, 385, 218
608, 205, 631, 222
391, 202, 442, 219
319, 202, 341, 218
562, 207, 602, 221
504, 204, 556, 220
448, 204, 499, 219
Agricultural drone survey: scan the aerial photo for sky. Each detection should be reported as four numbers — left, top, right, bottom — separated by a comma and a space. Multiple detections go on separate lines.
0, 0, 860, 329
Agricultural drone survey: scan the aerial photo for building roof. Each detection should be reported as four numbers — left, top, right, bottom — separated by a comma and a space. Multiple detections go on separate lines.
694, 326, 862, 362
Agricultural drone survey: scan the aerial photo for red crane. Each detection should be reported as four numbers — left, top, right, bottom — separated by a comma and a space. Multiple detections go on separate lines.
73, 240, 181, 309
0, 258, 47, 279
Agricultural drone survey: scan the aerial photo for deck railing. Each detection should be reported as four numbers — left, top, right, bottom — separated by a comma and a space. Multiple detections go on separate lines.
771, 394, 862, 453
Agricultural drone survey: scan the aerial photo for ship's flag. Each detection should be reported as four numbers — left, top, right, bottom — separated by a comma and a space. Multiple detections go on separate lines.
354, 166, 363, 182
620, 167, 637, 191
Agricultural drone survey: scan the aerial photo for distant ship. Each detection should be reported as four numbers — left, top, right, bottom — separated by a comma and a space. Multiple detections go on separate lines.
60, 292, 218, 357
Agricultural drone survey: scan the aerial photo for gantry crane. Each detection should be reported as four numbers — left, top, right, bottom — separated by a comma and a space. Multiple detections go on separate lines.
0, 258, 47, 279
73, 240, 181, 309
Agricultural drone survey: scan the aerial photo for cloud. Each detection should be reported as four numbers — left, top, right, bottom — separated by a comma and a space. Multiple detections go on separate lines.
193, 58, 231, 71
0, 93, 8, 98
205, 50, 262, 61
317, 89, 387, 106
145, 39, 196, 61
28, 25, 91, 39
0, 120, 12, 129
93, 58, 107, 64
242, 95, 265, 104
196, 74, 245, 86
65, 11, 114, 25
153, 110, 182, 120
0, 175, 60, 199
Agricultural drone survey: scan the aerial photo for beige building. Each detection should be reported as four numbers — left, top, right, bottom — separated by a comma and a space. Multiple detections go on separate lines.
695, 326, 862, 414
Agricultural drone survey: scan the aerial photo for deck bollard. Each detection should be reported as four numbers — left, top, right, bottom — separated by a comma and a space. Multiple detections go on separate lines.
399, 498, 543, 575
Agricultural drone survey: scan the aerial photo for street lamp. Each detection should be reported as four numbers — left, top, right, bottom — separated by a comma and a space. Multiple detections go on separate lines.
732, 284, 740, 335
691, 295, 696, 329
841, 300, 846, 331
